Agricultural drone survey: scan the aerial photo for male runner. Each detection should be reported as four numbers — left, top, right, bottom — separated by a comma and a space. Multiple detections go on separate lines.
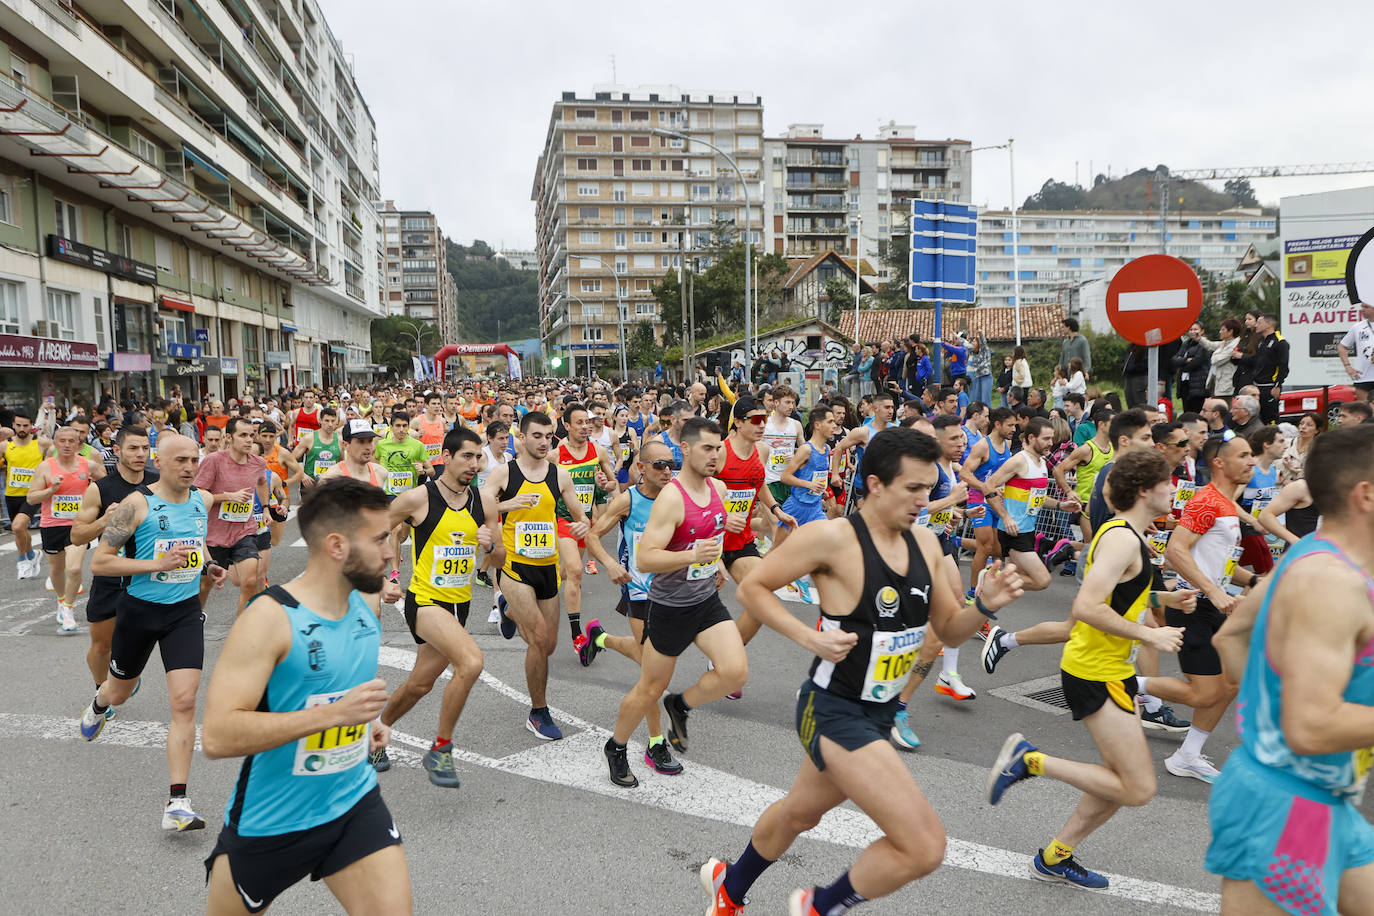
603, 417, 745, 787
195, 418, 270, 616
257, 422, 302, 549
293, 406, 342, 489
552, 403, 617, 654
288, 389, 321, 445
321, 419, 387, 488
71, 425, 157, 687
27, 427, 103, 630
3, 410, 52, 579
79, 434, 228, 830
701, 427, 1024, 916
580, 438, 684, 777
656, 400, 689, 469
201, 424, 224, 457
830, 390, 898, 512
987, 449, 1195, 890
761, 385, 804, 510
1207, 423, 1374, 915
958, 406, 1016, 599
413, 393, 449, 476
984, 417, 1081, 592
369, 426, 500, 787
481, 411, 590, 740
200, 477, 412, 914
374, 411, 434, 580
1238, 426, 1284, 576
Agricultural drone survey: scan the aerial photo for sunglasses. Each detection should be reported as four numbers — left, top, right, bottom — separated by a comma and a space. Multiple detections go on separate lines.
646, 459, 678, 471
742, 414, 767, 425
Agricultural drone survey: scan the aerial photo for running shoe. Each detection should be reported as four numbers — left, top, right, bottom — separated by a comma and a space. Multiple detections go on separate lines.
788, 888, 820, 916
1031, 850, 1109, 889
497, 593, 516, 640
724, 687, 743, 700
487, 603, 500, 624
572, 632, 590, 662
79, 701, 106, 741
585, 559, 598, 575
1046, 538, 1075, 570
935, 671, 976, 700
57, 602, 77, 633
369, 748, 391, 772
1140, 704, 1191, 732
964, 586, 977, 604
162, 797, 206, 832
977, 619, 992, 639
526, 709, 563, 741
986, 732, 1036, 805
1059, 560, 1077, 577
604, 738, 638, 788
982, 626, 1010, 674
699, 858, 747, 915
579, 619, 604, 667
664, 693, 690, 753
475, 570, 492, 588
15, 558, 29, 580
1164, 751, 1219, 784
44, 576, 54, 591
890, 708, 921, 750
794, 577, 817, 605
644, 740, 683, 776
422, 747, 461, 788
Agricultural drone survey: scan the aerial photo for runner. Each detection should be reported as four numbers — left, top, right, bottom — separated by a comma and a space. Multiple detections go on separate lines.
773, 404, 839, 604
580, 438, 684, 777
293, 406, 343, 490
1256, 478, 1322, 548
246, 441, 288, 591
610, 405, 638, 494
194, 418, 270, 616
257, 422, 303, 550
321, 419, 388, 488
369, 426, 500, 787
958, 406, 1016, 599
986, 448, 1194, 890
552, 403, 617, 655
289, 389, 321, 445
700, 427, 1024, 915
603, 417, 744, 787
1237, 426, 1284, 577
374, 411, 435, 581
761, 385, 804, 513
476, 420, 511, 606
79, 433, 227, 831
413, 393, 450, 477
480, 411, 590, 740
829, 390, 898, 512
3, 410, 52, 579
1207, 422, 1374, 915
200, 477, 412, 914
26, 427, 103, 631
201, 424, 224, 457
71, 424, 157, 687
984, 417, 1082, 592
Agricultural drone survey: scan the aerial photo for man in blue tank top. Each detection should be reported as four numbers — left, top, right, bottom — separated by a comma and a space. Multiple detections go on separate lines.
959, 407, 1017, 599
1207, 424, 1374, 916
200, 477, 411, 914
79, 434, 228, 832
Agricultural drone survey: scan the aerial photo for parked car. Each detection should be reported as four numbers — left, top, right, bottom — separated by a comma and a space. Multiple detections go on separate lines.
1277, 384, 1357, 425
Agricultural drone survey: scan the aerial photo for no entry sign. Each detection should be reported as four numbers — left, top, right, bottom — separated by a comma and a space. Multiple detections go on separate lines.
1106, 254, 1203, 347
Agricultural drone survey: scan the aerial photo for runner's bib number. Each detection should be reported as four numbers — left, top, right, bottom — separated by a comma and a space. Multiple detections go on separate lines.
1220, 544, 1245, 595
1173, 483, 1197, 510
859, 627, 925, 702
386, 471, 413, 495
1349, 746, 1374, 804
255, 510, 268, 533
724, 487, 755, 516
51, 494, 82, 520
430, 544, 476, 589
218, 500, 253, 522
574, 482, 595, 508
293, 690, 369, 776
425, 442, 442, 460
152, 536, 204, 584
686, 534, 722, 580
514, 521, 556, 559
314, 458, 336, 473
767, 443, 794, 470
927, 508, 953, 532
6, 466, 33, 490
1147, 530, 1171, 567
1026, 487, 1048, 518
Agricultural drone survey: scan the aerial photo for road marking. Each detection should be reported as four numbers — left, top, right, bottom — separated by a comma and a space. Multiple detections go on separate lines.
1118, 288, 1190, 312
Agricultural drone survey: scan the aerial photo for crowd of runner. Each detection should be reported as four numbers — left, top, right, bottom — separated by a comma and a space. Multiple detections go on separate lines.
3, 345, 1374, 915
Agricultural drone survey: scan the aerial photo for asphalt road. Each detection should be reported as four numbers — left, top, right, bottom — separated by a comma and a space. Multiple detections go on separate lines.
0, 510, 1340, 915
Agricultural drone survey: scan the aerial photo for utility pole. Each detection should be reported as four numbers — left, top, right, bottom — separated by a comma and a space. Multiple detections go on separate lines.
688, 260, 697, 376
680, 229, 689, 381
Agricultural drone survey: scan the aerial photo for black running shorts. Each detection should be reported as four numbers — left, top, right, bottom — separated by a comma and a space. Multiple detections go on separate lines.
209, 533, 259, 568
1166, 596, 1227, 677
5, 495, 35, 522
108, 594, 204, 680
204, 785, 401, 914
997, 529, 1036, 555
1060, 670, 1139, 721
499, 561, 559, 601
795, 678, 898, 772
40, 524, 73, 554
615, 594, 648, 621
722, 540, 761, 572
255, 530, 272, 553
402, 591, 470, 645
86, 576, 123, 624
643, 593, 733, 657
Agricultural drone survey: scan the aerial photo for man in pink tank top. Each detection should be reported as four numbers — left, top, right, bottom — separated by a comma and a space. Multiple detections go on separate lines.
603, 417, 748, 788
26, 426, 104, 631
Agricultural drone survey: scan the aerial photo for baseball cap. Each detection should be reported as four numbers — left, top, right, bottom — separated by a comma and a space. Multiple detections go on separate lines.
342, 418, 377, 441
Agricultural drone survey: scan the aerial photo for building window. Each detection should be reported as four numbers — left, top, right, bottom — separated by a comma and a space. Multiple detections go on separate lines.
155, 235, 174, 272
576, 158, 597, 171
613, 207, 626, 225
243, 323, 261, 366
574, 109, 595, 121
630, 135, 650, 148
582, 326, 603, 341
632, 207, 652, 223
631, 159, 651, 171
54, 199, 80, 241
0, 186, 11, 225
45, 289, 77, 340
579, 230, 600, 244
635, 301, 657, 316
580, 279, 602, 292
0, 280, 21, 334
160, 309, 189, 353
93, 296, 107, 351
576, 135, 596, 146
577, 183, 598, 197
129, 130, 159, 165
577, 206, 599, 220
630, 110, 649, 122
632, 231, 652, 244
612, 183, 626, 202
581, 303, 602, 318
614, 258, 627, 273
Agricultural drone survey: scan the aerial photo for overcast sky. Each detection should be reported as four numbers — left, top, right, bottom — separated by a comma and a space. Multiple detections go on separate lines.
325, 0, 1374, 250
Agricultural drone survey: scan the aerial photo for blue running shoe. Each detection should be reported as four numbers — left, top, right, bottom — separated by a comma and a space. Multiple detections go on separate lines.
497, 594, 516, 640
986, 732, 1036, 805
80, 702, 106, 741
1031, 850, 1109, 889
890, 708, 921, 750
526, 709, 563, 741
964, 586, 977, 604
795, 577, 817, 605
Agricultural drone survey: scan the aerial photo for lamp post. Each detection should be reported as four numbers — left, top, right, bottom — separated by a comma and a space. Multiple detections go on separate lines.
969, 138, 1021, 345
574, 255, 627, 381
852, 213, 862, 341
653, 128, 754, 361
395, 318, 426, 379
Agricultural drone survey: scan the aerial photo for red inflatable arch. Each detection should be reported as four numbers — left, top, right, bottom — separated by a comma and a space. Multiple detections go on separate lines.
433, 343, 518, 381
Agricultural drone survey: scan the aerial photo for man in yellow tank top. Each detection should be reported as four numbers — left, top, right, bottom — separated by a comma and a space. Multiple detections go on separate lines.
987, 449, 1197, 890
2, 410, 52, 579
369, 426, 500, 788
480, 411, 590, 741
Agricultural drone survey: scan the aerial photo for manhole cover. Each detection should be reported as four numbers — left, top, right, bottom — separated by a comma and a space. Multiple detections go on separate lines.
989, 675, 1070, 716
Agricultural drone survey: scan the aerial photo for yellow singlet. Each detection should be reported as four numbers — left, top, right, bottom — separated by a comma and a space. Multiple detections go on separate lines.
409, 481, 482, 606
500, 460, 559, 569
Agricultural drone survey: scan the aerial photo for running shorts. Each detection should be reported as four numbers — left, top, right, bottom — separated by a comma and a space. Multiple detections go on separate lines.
556, 517, 585, 550
997, 529, 1036, 555
499, 561, 559, 602
643, 592, 733, 657
1206, 748, 1374, 916
109, 594, 204, 680
1166, 596, 1227, 677
722, 540, 761, 572
5, 496, 35, 522
767, 481, 790, 507
780, 497, 826, 528
210, 533, 260, 568
40, 524, 73, 554
615, 594, 648, 621
1060, 670, 1139, 721
970, 495, 998, 529
1239, 533, 1276, 575
402, 592, 470, 645
86, 576, 123, 623
255, 530, 272, 553
795, 678, 898, 772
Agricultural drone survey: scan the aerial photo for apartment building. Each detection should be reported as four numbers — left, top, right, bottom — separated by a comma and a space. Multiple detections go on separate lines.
761, 123, 971, 284
976, 208, 1278, 306
0, 0, 382, 408
532, 84, 764, 362
378, 202, 460, 342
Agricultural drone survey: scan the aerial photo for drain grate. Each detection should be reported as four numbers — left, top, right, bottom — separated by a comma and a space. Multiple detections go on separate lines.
1024, 686, 1070, 709
989, 675, 1071, 716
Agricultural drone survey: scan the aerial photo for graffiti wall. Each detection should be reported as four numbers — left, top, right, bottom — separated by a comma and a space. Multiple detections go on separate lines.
719, 329, 851, 373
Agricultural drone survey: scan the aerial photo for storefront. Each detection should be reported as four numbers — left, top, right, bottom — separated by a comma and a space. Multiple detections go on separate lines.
0, 333, 100, 413
158, 342, 221, 400
102, 352, 154, 404
219, 357, 239, 402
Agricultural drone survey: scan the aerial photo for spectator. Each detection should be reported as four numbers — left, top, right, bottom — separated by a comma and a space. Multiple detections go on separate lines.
1230, 308, 1263, 391
886, 341, 906, 392
1066, 357, 1087, 397
1025, 387, 1050, 420
1059, 317, 1092, 378
1339, 399, 1373, 426
967, 333, 993, 406
1010, 345, 1032, 401
843, 343, 864, 399
1208, 317, 1242, 400
1049, 365, 1068, 410
857, 345, 875, 397
941, 334, 968, 383
1173, 321, 1212, 413
1123, 344, 1149, 408
1281, 412, 1321, 482
1229, 394, 1263, 439
1253, 313, 1290, 424
1337, 299, 1374, 402
906, 339, 932, 395
997, 355, 1014, 406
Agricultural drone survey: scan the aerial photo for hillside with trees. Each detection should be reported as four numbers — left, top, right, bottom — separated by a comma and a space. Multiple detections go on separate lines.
444, 239, 540, 342
1021, 167, 1265, 213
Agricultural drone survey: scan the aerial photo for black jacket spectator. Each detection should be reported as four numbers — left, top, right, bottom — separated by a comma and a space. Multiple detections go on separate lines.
1254, 334, 1290, 388
1172, 338, 1211, 409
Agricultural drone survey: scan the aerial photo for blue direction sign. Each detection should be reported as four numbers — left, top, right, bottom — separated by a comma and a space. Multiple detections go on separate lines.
569, 343, 620, 352
909, 200, 977, 304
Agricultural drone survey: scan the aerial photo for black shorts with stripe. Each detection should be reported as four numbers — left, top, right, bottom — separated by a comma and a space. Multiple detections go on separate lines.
1060, 669, 1138, 721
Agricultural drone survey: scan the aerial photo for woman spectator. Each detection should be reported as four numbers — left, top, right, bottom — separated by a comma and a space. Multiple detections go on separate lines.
858, 345, 876, 397
1172, 321, 1213, 413
1010, 345, 1032, 401
967, 333, 993, 406
1280, 412, 1321, 482
906, 340, 932, 397
997, 354, 1014, 406
1049, 365, 1069, 411
1066, 357, 1087, 398
1209, 317, 1242, 400
1231, 308, 1263, 392
1046, 414, 1076, 471
1123, 344, 1149, 407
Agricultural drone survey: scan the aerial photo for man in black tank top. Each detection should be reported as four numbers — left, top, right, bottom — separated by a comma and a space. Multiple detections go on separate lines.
699, 427, 1025, 916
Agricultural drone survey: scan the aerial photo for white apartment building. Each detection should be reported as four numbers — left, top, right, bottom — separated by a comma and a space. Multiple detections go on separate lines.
762, 122, 971, 284
976, 207, 1278, 308
532, 85, 764, 363
496, 248, 536, 271
0, 0, 382, 408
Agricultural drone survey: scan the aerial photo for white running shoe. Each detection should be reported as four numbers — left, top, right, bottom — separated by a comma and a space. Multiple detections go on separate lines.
57, 603, 77, 633
44, 575, 54, 591
1164, 752, 1220, 784
162, 797, 207, 831
935, 670, 977, 700
488, 603, 500, 624
15, 559, 27, 580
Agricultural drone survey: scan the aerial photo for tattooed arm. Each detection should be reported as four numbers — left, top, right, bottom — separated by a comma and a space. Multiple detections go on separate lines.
90, 492, 182, 577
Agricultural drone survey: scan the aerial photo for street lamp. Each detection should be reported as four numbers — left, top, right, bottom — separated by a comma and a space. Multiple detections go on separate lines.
553, 291, 594, 378
653, 127, 754, 361
394, 318, 427, 379
573, 255, 627, 381
969, 138, 1021, 345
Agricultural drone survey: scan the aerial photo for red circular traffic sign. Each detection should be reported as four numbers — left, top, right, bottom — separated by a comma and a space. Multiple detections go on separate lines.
1105, 254, 1203, 347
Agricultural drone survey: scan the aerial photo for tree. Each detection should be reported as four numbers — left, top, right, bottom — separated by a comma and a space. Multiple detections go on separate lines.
649, 243, 791, 348
873, 232, 910, 308
625, 320, 658, 369
1022, 179, 1088, 211
444, 239, 538, 342
371, 315, 439, 378
825, 277, 854, 323
1225, 178, 1259, 208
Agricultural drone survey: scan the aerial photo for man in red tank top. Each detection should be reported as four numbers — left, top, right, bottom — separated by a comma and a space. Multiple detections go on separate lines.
289, 390, 321, 445
26, 427, 102, 631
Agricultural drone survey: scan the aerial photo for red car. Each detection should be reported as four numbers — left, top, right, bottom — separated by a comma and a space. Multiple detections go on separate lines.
1277, 384, 1357, 425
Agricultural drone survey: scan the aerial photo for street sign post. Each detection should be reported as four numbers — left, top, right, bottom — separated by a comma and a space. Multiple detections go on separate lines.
909, 200, 978, 383
1106, 254, 1203, 408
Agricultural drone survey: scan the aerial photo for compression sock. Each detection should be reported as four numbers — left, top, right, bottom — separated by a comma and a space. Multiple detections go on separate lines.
811, 870, 866, 914
568, 613, 582, 638
648, 735, 664, 747
594, 631, 608, 649
1042, 838, 1075, 866
1180, 726, 1210, 759
942, 646, 960, 673
432, 737, 452, 751
170, 784, 187, 799
1024, 751, 1047, 776
722, 841, 774, 904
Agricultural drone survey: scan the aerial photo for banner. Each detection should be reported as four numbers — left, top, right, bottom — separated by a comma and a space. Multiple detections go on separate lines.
410, 355, 424, 380
507, 352, 523, 379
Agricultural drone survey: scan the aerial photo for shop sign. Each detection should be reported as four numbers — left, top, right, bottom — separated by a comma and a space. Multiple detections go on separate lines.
108, 352, 152, 372
47, 235, 157, 284
0, 333, 99, 370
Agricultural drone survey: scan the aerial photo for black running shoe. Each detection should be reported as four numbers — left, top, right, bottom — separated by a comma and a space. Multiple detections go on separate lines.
1140, 704, 1191, 732
475, 571, 492, 588
604, 738, 639, 788
579, 619, 604, 667
369, 748, 391, 772
664, 693, 690, 753
1046, 539, 1075, 570
982, 625, 1010, 675
644, 740, 684, 775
